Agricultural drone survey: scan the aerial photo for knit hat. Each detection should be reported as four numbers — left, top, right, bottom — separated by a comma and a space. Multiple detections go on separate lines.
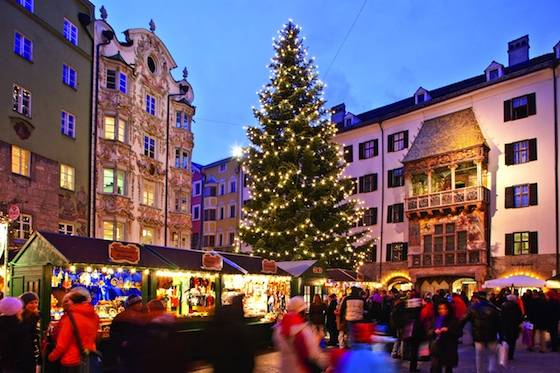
68, 287, 92, 303
20, 292, 39, 306
0, 297, 23, 316
287, 296, 307, 313
125, 295, 142, 308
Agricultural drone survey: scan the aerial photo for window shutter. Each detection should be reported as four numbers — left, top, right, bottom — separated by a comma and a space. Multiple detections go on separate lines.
386, 244, 392, 262
398, 204, 404, 222
504, 143, 514, 165
387, 205, 393, 223
504, 187, 514, 208
528, 138, 537, 161
388, 170, 394, 188
505, 233, 514, 255
529, 183, 538, 205
358, 176, 364, 193
388, 134, 394, 152
503, 99, 512, 122
373, 174, 378, 191
403, 242, 408, 260
529, 231, 538, 254
403, 131, 409, 149
358, 143, 365, 160
373, 139, 379, 157
373, 207, 378, 225
527, 93, 536, 116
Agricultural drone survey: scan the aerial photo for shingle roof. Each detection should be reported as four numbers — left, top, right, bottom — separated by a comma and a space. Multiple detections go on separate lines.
145, 245, 243, 274
402, 108, 486, 163
338, 53, 556, 133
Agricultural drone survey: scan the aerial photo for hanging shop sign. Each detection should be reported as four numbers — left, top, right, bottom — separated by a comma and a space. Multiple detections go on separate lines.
108, 242, 140, 264
8, 204, 20, 221
312, 266, 323, 274
202, 252, 223, 271
261, 259, 278, 274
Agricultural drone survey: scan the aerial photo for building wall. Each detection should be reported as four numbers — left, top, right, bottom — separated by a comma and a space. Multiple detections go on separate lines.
93, 19, 194, 248
190, 164, 203, 249
334, 60, 560, 283
0, 0, 94, 240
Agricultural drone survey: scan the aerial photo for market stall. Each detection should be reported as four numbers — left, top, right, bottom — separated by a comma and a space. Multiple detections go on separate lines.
325, 268, 382, 299
9, 232, 172, 333
220, 253, 291, 322
483, 275, 546, 289
145, 245, 243, 319
277, 260, 327, 306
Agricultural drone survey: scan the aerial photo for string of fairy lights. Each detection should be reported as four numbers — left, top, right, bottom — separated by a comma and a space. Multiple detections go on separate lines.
237, 21, 374, 268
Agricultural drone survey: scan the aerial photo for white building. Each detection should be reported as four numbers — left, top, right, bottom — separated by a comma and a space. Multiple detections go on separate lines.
333, 35, 560, 294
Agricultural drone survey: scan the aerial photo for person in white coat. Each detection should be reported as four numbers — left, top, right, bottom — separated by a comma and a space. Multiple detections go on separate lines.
273, 296, 329, 373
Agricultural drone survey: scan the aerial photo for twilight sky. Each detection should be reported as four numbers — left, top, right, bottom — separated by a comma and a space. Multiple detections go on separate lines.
92, 0, 560, 165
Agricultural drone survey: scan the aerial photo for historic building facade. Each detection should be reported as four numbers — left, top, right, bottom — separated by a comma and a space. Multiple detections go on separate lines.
93, 14, 195, 248
333, 35, 560, 294
0, 0, 94, 247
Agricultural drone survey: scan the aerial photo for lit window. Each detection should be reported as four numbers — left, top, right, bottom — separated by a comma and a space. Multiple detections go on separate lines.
141, 227, 155, 244
143, 181, 155, 206
388, 242, 407, 262
17, 0, 33, 12
13, 84, 32, 117
119, 72, 127, 94
11, 145, 30, 176
14, 214, 32, 240
60, 164, 75, 191
63, 18, 78, 45
58, 223, 74, 235
144, 135, 156, 158
103, 221, 124, 241
513, 185, 529, 208
172, 232, 180, 247
145, 94, 156, 115
62, 64, 77, 88
103, 168, 125, 195
61, 111, 76, 138
513, 232, 530, 255
104, 116, 126, 142
13, 32, 32, 61
175, 193, 188, 212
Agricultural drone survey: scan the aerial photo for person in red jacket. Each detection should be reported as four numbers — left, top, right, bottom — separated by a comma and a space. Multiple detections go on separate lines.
48, 287, 100, 373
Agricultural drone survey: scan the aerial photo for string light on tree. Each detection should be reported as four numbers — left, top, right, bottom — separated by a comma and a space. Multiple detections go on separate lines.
239, 20, 373, 269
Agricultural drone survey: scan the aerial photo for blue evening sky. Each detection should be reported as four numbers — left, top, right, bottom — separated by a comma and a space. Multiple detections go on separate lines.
92, 1, 560, 165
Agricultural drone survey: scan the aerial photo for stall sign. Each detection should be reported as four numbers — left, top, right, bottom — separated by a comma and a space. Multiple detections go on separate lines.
202, 252, 223, 271
108, 242, 140, 264
261, 259, 277, 274
312, 266, 323, 274
8, 204, 20, 221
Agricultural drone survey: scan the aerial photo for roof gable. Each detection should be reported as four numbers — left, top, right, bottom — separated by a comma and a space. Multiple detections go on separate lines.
402, 108, 486, 163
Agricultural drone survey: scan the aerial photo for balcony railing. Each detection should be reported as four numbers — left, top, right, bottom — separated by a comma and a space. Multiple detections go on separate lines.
410, 250, 485, 268
405, 186, 489, 213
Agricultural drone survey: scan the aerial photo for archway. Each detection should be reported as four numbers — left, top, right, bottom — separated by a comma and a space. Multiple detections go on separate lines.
387, 276, 414, 292
452, 277, 477, 299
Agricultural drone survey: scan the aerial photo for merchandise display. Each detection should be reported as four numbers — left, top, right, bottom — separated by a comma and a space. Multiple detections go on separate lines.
222, 274, 291, 321
324, 280, 382, 299
155, 270, 217, 317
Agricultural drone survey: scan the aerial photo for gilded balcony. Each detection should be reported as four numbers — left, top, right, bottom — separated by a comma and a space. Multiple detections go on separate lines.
406, 185, 490, 216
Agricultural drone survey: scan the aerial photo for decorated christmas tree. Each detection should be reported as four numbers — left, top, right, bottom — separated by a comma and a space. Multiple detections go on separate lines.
239, 21, 373, 268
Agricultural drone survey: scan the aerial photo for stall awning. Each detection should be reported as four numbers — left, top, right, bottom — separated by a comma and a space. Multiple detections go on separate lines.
483, 275, 545, 288
326, 268, 371, 282
219, 253, 290, 276
277, 260, 325, 278
12, 232, 173, 269
145, 245, 244, 274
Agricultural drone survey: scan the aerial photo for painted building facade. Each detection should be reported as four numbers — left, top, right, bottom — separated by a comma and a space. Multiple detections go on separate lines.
333, 36, 560, 294
191, 162, 203, 249
93, 14, 195, 248
0, 0, 94, 247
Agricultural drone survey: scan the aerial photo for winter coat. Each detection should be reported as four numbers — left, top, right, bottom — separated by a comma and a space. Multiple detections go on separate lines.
0, 315, 35, 372
500, 300, 523, 341
326, 299, 338, 329
273, 312, 329, 373
21, 311, 41, 366
340, 288, 365, 324
463, 300, 500, 343
532, 297, 551, 330
110, 308, 150, 373
48, 303, 99, 367
390, 301, 407, 332
429, 316, 460, 368
309, 303, 327, 326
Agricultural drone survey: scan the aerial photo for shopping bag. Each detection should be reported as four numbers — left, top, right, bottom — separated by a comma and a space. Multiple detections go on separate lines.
498, 341, 509, 367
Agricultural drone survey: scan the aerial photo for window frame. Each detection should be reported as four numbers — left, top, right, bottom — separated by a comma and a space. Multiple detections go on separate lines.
388, 167, 404, 188
119, 72, 127, 94
102, 220, 125, 241
14, 213, 32, 240
102, 168, 126, 195
12, 84, 32, 117
58, 222, 75, 235
192, 204, 201, 220
513, 184, 530, 208
174, 148, 189, 169
13, 31, 33, 61
144, 135, 156, 158
392, 131, 406, 152
11, 145, 30, 177
174, 192, 189, 213
193, 181, 202, 196
62, 64, 77, 88
145, 94, 156, 115
60, 163, 75, 191
103, 115, 127, 143
60, 111, 76, 138
358, 173, 377, 193
142, 180, 156, 207
229, 204, 236, 219
141, 227, 155, 244
17, 0, 34, 12
63, 18, 78, 46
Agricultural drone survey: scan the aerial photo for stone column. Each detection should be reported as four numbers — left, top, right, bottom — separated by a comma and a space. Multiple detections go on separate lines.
427, 170, 432, 194
449, 164, 457, 190
476, 160, 482, 187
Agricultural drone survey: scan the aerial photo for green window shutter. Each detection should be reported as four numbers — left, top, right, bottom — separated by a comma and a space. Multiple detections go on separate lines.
504, 143, 513, 165
504, 99, 512, 122
527, 93, 537, 116
529, 183, 538, 206
528, 138, 537, 161
505, 233, 514, 255
504, 187, 514, 209
529, 232, 538, 254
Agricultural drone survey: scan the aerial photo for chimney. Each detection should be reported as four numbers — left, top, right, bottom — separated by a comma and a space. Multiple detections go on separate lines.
330, 103, 346, 124
508, 35, 529, 66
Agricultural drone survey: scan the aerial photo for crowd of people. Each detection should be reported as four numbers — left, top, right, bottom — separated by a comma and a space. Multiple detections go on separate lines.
0, 285, 559, 373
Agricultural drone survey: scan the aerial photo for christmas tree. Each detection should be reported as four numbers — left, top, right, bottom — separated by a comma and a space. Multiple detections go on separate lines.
239, 21, 373, 268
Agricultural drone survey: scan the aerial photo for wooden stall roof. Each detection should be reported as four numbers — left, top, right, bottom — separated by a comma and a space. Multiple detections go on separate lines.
219, 252, 291, 276
326, 268, 373, 282
277, 260, 326, 278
